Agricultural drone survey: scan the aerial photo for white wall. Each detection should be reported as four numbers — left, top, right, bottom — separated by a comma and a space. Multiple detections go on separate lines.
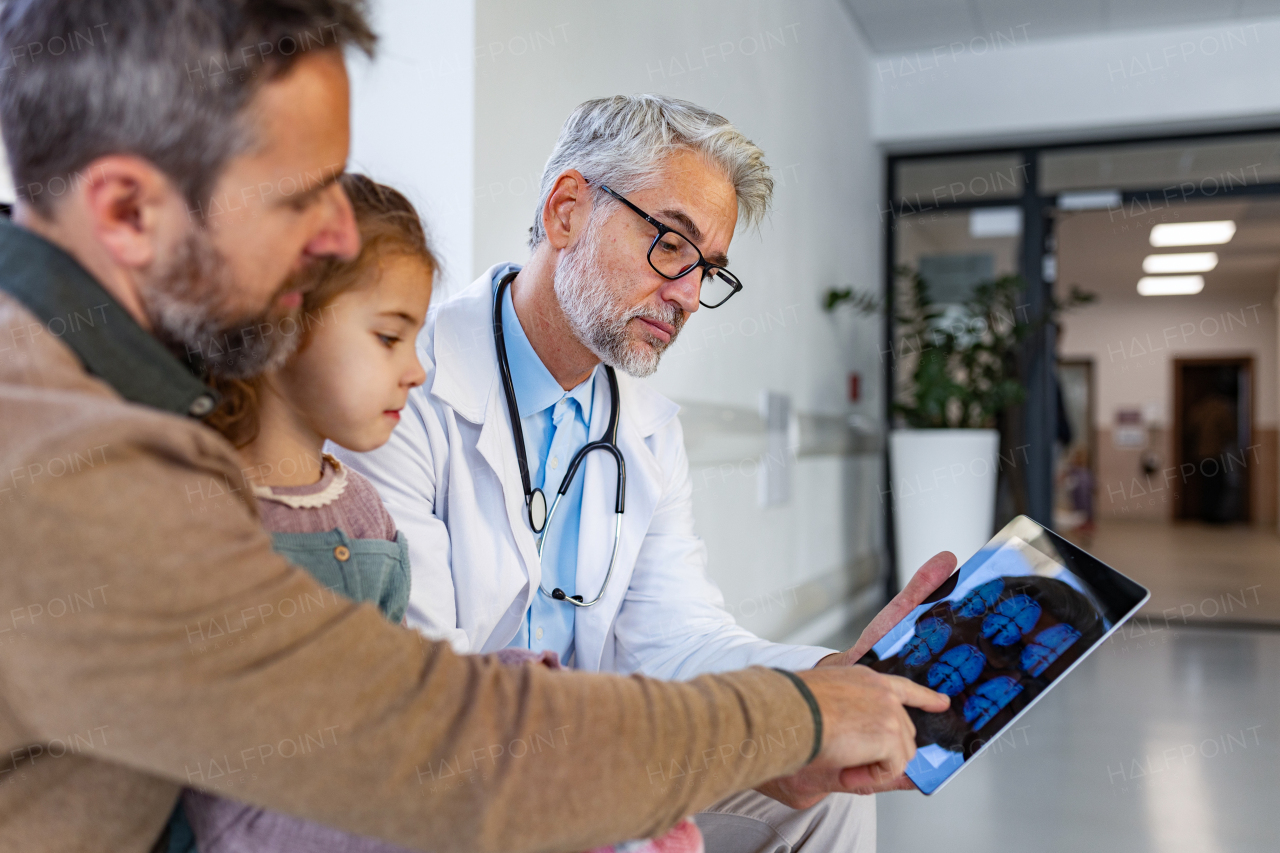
474, 0, 884, 642
0, 139, 13, 205
872, 17, 1280, 148
347, 0, 475, 299
0, 4, 476, 275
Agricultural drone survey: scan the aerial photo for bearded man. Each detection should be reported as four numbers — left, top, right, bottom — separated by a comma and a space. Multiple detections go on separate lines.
338, 94, 956, 853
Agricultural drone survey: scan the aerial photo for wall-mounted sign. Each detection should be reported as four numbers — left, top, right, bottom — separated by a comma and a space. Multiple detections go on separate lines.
1114, 407, 1145, 447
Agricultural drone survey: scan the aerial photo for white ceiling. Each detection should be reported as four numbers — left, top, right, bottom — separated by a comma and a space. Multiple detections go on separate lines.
842, 0, 1280, 53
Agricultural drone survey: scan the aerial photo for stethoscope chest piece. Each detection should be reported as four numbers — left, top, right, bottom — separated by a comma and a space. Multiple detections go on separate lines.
528, 488, 547, 533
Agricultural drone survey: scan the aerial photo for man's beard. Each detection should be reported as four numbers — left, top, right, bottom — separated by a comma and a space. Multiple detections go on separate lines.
138, 228, 306, 380
553, 213, 687, 379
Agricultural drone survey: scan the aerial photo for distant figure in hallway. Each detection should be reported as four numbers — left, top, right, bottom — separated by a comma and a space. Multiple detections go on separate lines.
1062, 445, 1094, 533
1187, 376, 1239, 524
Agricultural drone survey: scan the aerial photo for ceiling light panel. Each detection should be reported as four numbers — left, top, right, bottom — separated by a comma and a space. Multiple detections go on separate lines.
1142, 252, 1218, 274
1148, 220, 1236, 247
968, 207, 1022, 238
1137, 275, 1204, 296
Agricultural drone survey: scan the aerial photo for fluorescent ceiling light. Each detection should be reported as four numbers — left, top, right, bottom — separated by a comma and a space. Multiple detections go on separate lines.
969, 207, 1022, 238
1149, 220, 1236, 247
1142, 252, 1218, 274
1057, 190, 1121, 210
1137, 275, 1204, 296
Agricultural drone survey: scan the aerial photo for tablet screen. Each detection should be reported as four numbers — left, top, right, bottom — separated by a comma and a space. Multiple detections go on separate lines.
859, 515, 1148, 794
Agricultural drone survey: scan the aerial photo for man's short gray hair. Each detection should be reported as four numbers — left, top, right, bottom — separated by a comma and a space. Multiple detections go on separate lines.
528, 95, 773, 249
0, 0, 376, 217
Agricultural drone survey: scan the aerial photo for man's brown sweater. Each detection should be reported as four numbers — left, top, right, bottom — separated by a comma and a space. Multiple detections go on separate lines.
0, 221, 817, 853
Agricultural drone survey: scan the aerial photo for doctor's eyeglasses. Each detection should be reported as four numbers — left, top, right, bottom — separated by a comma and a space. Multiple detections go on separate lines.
597, 184, 743, 308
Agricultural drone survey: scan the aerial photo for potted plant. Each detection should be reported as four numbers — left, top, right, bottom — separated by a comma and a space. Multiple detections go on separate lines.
825, 268, 1092, 590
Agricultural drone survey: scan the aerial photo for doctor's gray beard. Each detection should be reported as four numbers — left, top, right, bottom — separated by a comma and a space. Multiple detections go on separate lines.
553, 212, 686, 378
138, 227, 306, 380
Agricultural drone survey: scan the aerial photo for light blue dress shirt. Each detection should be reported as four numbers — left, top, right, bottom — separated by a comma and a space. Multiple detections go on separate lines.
497, 267, 595, 664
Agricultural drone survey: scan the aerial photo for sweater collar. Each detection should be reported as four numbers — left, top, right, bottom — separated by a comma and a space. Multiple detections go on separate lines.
0, 219, 219, 417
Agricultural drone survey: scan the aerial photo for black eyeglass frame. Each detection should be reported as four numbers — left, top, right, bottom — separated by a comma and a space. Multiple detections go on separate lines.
597, 183, 743, 308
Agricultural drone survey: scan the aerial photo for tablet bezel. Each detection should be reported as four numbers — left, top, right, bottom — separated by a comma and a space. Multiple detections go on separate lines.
869, 514, 1151, 795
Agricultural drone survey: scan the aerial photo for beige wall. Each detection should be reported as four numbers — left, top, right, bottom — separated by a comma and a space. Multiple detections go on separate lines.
1094, 426, 1278, 525
1060, 295, 1278, 426
1060, 295, 1279, 526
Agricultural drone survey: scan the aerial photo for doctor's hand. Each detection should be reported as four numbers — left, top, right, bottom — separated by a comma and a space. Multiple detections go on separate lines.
814, 550, 958, 669
757, 666, 950, 810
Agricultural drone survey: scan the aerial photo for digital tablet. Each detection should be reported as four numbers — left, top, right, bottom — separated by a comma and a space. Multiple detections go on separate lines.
859, 515, 1150, 795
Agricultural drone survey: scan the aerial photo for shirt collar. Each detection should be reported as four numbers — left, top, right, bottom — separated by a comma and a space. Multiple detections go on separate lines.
497, 266, 595, 423
0, 218, 219, 418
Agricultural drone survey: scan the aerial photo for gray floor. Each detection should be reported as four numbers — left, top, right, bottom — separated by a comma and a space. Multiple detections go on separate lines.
838, 625, 1280, 853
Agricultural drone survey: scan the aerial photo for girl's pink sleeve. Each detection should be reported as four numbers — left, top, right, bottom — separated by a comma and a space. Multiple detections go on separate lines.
183, 789, 418, 853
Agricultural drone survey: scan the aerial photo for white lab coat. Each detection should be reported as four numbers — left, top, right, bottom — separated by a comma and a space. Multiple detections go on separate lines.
334, 266, 832, 680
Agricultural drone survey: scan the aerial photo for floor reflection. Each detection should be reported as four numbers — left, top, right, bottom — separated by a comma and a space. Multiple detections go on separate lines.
875, 626, 1280, 853
1064, 520, 1280, 624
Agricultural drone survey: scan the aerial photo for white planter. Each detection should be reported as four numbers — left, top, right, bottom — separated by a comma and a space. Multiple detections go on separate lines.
888, 429, 1000, 592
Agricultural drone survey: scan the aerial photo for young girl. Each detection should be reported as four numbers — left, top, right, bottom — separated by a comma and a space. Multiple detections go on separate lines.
166, 174, 701, 853
167, 173, 436, 853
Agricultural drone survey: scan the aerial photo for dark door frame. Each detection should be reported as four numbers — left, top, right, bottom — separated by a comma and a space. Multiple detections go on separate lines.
1172, 356, 1255, 523
883, 125, 1280, 591
1054, 358, 1096, 527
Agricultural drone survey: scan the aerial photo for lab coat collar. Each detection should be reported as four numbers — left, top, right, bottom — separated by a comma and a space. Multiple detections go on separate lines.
500, 277, 594, 424
428, 265, 545, 615
427, 266, 505, 424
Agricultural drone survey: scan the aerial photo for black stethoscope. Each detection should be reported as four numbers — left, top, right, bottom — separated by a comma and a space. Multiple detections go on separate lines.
493, 270, 626, 607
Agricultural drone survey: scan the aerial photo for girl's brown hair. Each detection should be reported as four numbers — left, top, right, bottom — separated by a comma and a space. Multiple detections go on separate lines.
206, 173, 437, 447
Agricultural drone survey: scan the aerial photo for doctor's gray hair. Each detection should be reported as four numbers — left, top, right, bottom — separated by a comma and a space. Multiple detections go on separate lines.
0, 0, 376, 217
528, 94, 773, 249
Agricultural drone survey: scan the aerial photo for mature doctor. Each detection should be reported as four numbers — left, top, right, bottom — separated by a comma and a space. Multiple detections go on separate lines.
337, 95, 956, 852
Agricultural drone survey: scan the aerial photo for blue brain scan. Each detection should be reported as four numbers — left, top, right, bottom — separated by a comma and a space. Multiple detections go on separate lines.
1020, 623, 1083, 676
927, 644, 986, 695
963, 676, 1025, 730
902, 617, 952, 667
952, 579, 1004, 619
981, 594, 1043, 645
